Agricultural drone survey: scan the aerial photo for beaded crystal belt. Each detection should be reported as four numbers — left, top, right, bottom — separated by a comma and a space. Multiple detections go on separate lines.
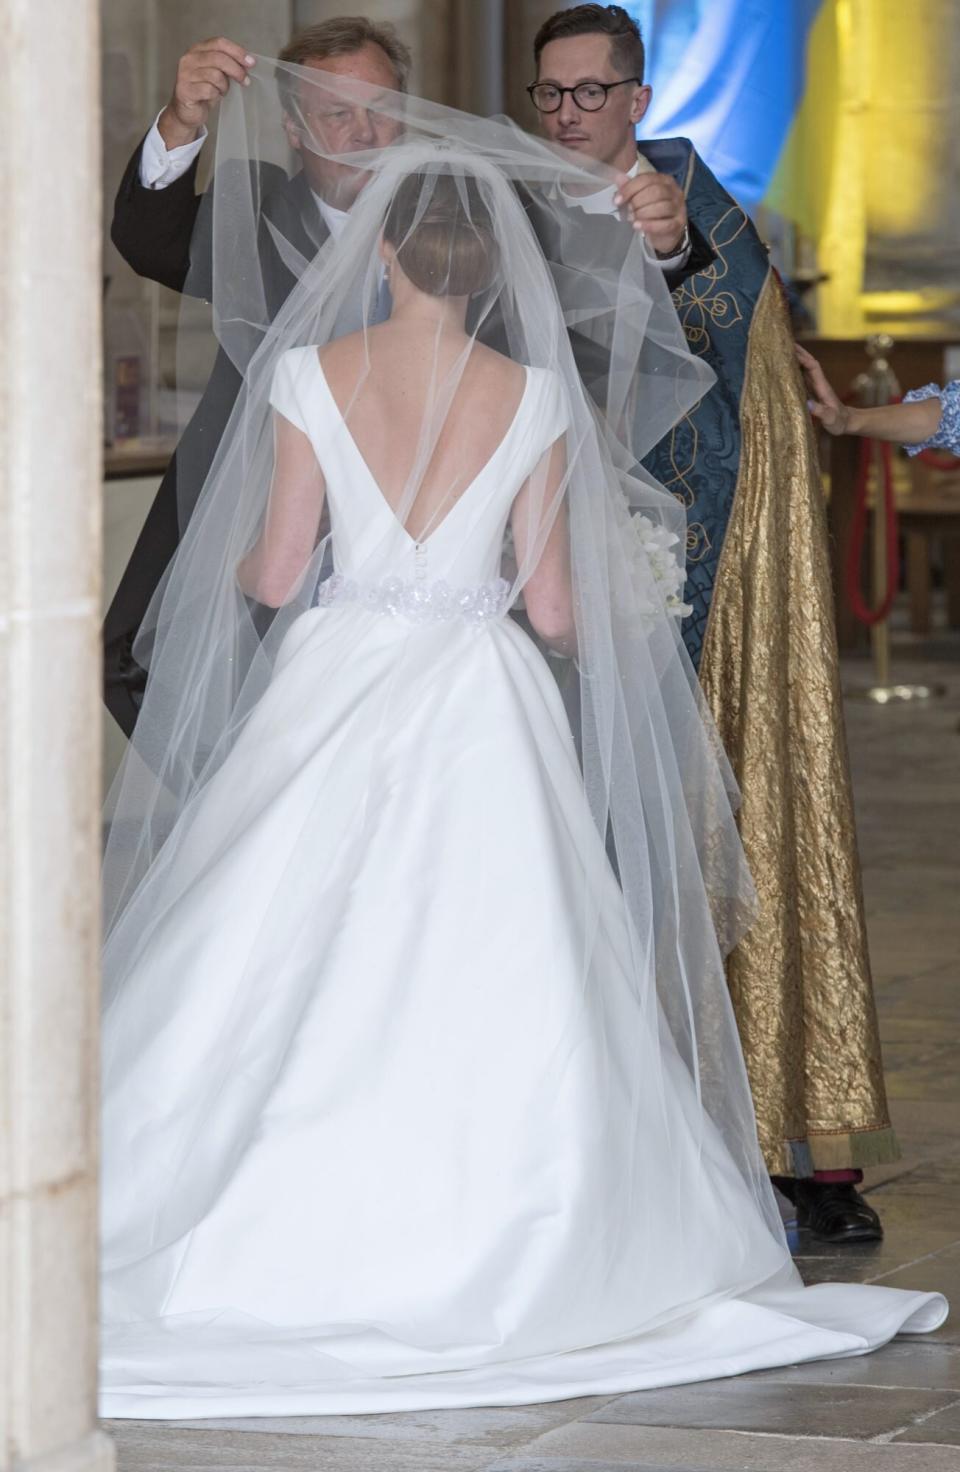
313, 573, 512, 626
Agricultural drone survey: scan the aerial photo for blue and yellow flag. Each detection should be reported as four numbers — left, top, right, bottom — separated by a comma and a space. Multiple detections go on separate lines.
635, 0, 824, 206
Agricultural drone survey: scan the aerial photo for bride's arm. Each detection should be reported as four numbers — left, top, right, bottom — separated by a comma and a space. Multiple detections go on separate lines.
236, 411, 327, 607
511, 437, 577, 657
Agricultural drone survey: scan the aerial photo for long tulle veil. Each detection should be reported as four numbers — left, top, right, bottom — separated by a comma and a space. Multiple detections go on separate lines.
102, 58, 781, 1244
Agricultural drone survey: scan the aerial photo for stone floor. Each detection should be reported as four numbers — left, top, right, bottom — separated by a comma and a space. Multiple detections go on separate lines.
103, 634, 960, 1471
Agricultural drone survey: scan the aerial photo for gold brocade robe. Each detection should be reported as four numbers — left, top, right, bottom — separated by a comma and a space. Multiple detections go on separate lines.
699, 276, 897, 1175
543, 136, 896, 1177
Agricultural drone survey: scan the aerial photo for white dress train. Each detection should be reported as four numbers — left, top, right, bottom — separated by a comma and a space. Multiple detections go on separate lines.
100, 349, 946, 1418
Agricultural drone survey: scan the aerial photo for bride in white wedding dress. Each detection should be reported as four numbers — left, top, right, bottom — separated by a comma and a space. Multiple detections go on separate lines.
99, 63, 946, 1419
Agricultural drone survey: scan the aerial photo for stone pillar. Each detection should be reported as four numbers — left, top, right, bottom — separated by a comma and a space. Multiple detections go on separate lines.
450, 0, 505, 116
0, 1, 113, 1469
504, 0, 572, 123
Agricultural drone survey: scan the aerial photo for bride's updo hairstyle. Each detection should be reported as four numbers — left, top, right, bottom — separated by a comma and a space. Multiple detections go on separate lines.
383, 171, 500, 298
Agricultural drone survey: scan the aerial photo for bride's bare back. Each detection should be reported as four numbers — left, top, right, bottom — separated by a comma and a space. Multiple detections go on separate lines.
240, 170, 568, 634
319, 323, 527, 543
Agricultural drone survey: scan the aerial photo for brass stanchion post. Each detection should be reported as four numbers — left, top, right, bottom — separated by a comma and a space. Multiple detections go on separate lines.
845, 335, 946, 704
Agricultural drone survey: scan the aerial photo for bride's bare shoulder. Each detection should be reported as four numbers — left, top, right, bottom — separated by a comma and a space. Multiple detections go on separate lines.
316, 333, 366, 372
314, 332, 370, 395
470, 342, 527, 395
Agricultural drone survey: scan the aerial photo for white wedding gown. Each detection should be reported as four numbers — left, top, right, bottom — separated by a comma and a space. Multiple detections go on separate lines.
100, 348, 946, 1418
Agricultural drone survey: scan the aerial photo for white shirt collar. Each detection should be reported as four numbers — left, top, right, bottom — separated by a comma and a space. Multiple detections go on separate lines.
311, 189, 389, 288
560, 154, 653, 216
311, 189, 350, 239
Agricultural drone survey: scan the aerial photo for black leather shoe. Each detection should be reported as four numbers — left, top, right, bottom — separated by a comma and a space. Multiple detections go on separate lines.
793, 1180, 883, 1244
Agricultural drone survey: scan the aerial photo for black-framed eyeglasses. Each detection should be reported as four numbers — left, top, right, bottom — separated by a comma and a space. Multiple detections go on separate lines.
526, 78, 642, 114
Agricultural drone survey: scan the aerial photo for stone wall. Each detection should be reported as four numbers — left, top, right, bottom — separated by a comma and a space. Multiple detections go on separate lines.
0, 1, 113, 1469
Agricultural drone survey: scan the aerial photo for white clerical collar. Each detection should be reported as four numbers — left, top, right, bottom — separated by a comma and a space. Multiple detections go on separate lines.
560, 154, 654, 216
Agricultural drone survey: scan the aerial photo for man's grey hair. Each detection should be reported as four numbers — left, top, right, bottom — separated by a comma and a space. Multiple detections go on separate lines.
278, 15, 412, 107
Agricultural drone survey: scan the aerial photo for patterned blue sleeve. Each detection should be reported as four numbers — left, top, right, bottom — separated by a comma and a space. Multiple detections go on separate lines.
902, 380, 960, 456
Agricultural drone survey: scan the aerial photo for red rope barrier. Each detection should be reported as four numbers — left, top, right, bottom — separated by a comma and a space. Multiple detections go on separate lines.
844, 435, 899, 627
914, 445, 960, 471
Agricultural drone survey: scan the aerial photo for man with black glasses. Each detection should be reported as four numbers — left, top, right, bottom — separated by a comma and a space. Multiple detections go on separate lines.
528, 21, 704, 280
530, 4, 896, 1247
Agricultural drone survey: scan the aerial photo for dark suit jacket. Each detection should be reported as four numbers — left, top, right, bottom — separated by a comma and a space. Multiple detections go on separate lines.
105, 141, 326, 737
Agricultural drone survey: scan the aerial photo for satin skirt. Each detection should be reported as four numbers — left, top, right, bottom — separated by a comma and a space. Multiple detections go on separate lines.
100, 608, 946, 1417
